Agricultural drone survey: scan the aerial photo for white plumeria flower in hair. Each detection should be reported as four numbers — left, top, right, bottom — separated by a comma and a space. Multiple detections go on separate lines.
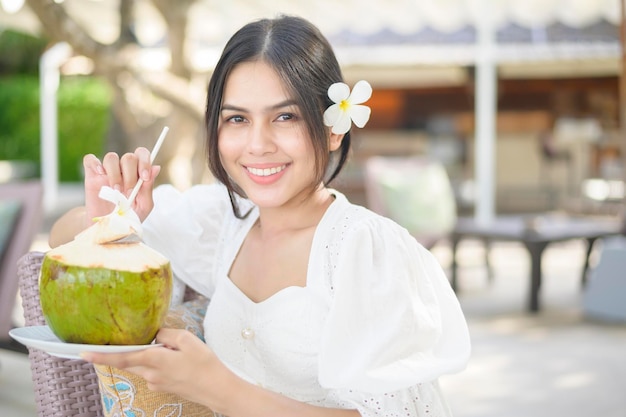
323, 80, 372, 134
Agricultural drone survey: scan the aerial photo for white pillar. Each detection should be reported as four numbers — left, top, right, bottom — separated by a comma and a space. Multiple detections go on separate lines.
474, 2, 497, 225
39, 42, 72, 213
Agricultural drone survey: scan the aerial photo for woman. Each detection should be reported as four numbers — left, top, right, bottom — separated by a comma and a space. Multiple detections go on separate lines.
51, 15, 470, 417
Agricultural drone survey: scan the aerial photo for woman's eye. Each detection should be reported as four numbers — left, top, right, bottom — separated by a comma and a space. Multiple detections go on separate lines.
277, 113, 295, 122
226, 115, 245, 123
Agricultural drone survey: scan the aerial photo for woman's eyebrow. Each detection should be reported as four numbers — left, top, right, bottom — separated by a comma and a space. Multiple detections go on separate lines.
269, 99, 298, 110
221, 104, 245, 112
221, 100, 298, 113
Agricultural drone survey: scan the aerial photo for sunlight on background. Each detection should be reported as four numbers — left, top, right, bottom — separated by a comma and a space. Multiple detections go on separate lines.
0, 0, 23, 14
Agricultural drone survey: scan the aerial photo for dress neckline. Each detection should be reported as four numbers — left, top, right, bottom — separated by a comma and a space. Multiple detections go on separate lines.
223, 190, 344, 305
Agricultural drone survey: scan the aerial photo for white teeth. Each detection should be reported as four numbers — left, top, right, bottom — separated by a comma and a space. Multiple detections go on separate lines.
247, 165, 286, 177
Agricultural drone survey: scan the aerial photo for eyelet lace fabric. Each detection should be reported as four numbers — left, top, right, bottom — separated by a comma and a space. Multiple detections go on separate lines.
321, 383, 451, 416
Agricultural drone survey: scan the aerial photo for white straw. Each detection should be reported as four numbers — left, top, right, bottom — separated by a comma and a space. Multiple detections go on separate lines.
127, 126, 169, 205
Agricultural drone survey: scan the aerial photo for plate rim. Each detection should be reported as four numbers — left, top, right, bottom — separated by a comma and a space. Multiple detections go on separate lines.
9, 325, 162, 359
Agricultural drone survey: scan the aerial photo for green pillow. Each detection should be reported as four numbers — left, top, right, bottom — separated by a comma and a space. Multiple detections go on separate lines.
378, 162, 456, 236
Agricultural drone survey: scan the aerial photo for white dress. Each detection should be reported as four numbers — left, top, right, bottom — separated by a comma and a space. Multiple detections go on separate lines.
142, 183, 471, 417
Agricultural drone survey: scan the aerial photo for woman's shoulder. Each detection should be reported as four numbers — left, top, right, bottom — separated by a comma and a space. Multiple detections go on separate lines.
320, 189, 440, 271
325, 189, 408, 239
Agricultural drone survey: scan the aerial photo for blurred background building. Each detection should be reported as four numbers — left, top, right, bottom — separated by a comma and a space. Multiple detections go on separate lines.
0, 0, 622, 215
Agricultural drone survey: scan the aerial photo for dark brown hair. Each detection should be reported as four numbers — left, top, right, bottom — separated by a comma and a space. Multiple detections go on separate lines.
204, 15, 351, 218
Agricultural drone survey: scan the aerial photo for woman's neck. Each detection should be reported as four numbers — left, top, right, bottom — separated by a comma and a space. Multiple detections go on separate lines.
255, 186, 334, 236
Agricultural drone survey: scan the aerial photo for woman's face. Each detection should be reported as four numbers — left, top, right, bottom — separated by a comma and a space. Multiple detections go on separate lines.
218, 61, 331, 209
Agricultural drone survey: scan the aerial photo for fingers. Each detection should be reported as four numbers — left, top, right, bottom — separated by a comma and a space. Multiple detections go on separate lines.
95, 147, 154, 196
82, 147, 159, 222
101, 152, 122, 191
135, 147, 152, 182
81, 350, 137, 368
83, 154, 105, 177
119, 153, 140, 191
155, 328, 181, 345
81, 346, 161, 369
155, 328, 204, 351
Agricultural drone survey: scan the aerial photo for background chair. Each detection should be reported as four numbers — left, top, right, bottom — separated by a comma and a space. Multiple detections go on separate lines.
363, 155, 457, 249
0, 180, 43, 346
583, 236, 626, 322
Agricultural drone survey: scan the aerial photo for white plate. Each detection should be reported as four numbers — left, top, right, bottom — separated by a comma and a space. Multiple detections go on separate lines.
9, 326, 163, 360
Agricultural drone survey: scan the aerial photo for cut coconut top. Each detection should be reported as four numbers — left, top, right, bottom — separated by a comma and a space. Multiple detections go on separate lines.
48, 239, 170, 271
52, 184, 169, 271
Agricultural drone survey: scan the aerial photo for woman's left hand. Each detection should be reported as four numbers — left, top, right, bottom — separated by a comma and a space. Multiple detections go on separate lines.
81, 328, 239, 409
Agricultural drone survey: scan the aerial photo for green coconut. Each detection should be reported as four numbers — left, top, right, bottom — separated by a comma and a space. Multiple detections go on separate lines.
40, 219, 172, 346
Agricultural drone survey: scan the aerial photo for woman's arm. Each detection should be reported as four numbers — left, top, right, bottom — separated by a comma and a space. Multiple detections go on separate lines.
48, 206, 91, 248
226, 383, 360, 417
81, 328, 361, 417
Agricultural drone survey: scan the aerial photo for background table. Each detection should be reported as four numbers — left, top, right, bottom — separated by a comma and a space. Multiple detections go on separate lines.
450, 214, 623, 312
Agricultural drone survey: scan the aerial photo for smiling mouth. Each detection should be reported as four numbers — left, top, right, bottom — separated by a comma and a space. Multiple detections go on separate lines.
246, 165, 287, 177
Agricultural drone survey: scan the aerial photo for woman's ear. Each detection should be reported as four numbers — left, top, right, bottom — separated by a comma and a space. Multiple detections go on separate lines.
329, 132, 345, 152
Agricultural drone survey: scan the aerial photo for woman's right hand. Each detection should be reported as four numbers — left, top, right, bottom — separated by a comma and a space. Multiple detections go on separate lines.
83, 147, 161, 224
49, 148, 161, 248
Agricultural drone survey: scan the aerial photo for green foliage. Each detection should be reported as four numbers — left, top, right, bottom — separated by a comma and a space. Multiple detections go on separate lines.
0, 75, 111, 182
57, 76, 111, 181
0, 76, 40, 170
0, 29, 48, 75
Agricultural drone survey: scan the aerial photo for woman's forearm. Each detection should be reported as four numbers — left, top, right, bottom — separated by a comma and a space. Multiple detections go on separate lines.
234, 385, 360, 417
48, 206, 91, 248
205, 372, 360, 417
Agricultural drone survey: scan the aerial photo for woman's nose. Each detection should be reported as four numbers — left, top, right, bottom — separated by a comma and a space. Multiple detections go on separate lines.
247, 123, 276, 154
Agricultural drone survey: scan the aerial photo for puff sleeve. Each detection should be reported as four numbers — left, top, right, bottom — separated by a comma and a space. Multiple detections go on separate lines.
141, 183, 233, 301
318, 215, 470, 398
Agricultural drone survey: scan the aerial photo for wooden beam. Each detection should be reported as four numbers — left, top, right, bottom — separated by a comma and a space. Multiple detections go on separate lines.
621, 0, 626, 228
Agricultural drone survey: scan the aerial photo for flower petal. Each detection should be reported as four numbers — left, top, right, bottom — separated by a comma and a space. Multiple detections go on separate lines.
349, 80, 373, 105
331, 112, 353, 134
324, 80, 373, 134
98, 186, 126, 206
327, 82, 350, 103
80, 184, 144, 243
105, 214, 132, 238
349, 105, 372, 128
123, 209, 142, 235
323, 104, 341, 127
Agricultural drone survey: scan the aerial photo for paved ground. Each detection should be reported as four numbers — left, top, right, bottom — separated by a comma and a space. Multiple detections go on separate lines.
2, 186, 626, 416
435, 240, 626, 417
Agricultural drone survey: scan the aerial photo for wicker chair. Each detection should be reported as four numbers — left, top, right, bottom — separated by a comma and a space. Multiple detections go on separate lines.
18, 251, 104, 417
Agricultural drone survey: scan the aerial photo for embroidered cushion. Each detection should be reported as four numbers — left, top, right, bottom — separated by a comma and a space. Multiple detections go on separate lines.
94, 297, 214, 417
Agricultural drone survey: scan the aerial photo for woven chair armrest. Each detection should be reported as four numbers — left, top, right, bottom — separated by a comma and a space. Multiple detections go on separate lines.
17, 251, 104, 417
